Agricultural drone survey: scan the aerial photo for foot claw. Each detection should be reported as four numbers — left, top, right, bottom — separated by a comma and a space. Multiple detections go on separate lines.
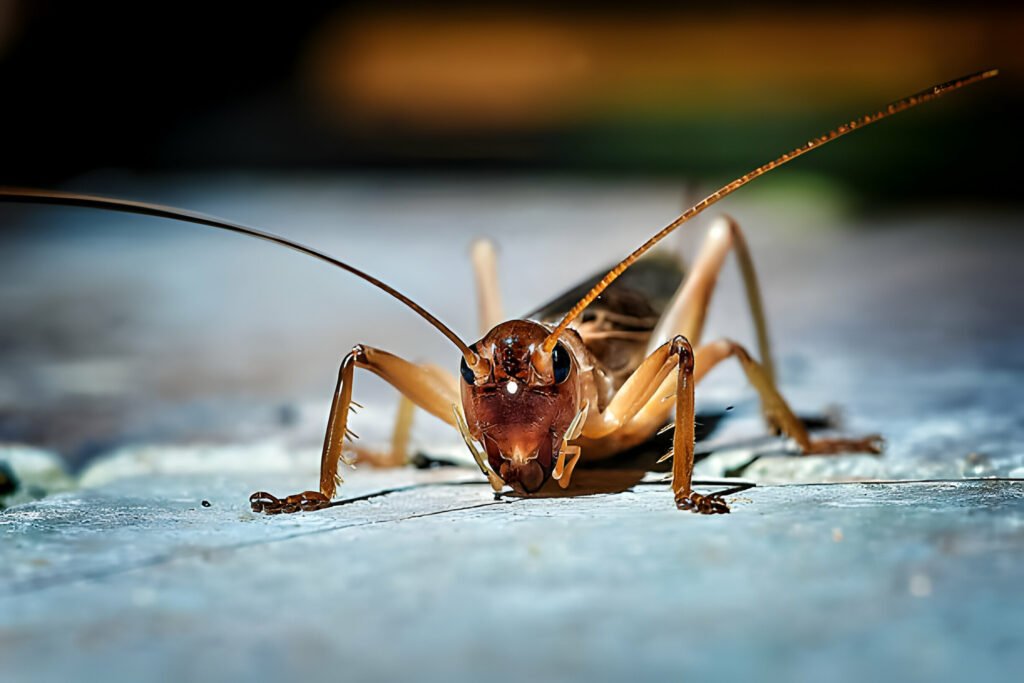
675, 491, 730, 514
250, 490, 331, 514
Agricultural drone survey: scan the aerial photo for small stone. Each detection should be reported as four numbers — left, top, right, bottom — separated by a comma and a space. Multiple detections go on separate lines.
0, 445, 74, 507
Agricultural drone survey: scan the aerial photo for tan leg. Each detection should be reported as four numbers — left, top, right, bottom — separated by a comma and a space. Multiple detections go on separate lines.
353, 360, 461, 468
647, 214, 775, 384
340, 239, 501, 477
347, 238, 500, 474
666, 337, 729, 512
605, 337, 881, 454
583, 336, 878, 512
576, 335, 724, 512
350, 394, 416, 468
580, 339, 689, 440
471, 239, 504, 336
693, 339, 882, 454
250, 345, 460, 514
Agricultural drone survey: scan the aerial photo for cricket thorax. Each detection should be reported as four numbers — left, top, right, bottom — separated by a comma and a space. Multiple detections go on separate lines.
459, 320, 581, 493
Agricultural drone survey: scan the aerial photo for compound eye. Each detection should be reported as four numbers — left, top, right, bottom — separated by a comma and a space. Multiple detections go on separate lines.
460, 355, 476, 384
552, 343, 571, 384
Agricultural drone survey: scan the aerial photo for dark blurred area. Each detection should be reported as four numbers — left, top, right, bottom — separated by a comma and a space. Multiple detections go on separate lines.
0, 1, 1018, 202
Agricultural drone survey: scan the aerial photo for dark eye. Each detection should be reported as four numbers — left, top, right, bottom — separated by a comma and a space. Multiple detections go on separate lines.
552, 343, 571, 384
460, 355, 476, 384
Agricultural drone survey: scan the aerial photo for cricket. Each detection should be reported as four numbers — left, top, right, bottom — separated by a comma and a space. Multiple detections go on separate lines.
0, 69, 998, 515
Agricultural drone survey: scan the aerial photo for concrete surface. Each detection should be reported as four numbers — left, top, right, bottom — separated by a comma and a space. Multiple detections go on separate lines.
1, 468, 1022, 683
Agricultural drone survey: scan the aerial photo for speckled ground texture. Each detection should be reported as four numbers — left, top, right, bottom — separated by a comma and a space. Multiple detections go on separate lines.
1, 178, 1022, 682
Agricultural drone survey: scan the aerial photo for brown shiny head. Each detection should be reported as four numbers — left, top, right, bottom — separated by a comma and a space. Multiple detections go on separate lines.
460, 320, 581, 493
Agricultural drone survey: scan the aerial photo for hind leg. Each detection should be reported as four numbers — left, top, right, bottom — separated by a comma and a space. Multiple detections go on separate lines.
694, 339, 882, 454
588, 336, 878, 512
471, 238, 504, 336
647, 214, 774, 383
647, 214, 862, 436
612, 337, 882, 456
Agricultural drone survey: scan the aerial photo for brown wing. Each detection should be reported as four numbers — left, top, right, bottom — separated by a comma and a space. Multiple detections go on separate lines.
525, 251, 685, 389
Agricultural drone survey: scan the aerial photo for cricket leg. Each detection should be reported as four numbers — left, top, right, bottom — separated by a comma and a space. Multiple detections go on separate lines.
353, 240, 499, 469
694, 339, 882, 454
608, 336, 881, 457
349, 361, 458, 468
592, 337, 876, 513
356, 235, 499, 471
355, 239, 499, 471
250, 345, 460, 514
648, 213, 849, 435
666, 337, 729, 513
580, 337, 696, 440
471, 238, 504, 336
581, 335, 729, 512
647, 213, 777, 389
348, 394, 416, 468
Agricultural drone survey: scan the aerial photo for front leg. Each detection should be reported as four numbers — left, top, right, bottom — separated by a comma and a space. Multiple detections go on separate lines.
664, 337, 729, 514
577, 336, 728, 513
250, 345, 460, 514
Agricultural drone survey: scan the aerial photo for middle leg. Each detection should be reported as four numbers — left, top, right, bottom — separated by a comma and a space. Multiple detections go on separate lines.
647, 213, 870, 439
471, 238, 504, 336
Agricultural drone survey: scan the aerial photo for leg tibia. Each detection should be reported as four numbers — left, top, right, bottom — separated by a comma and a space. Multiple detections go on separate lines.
252, 345, 461, 514
471, 239, 504, 336
647, 215, 775, 384
695, 339, 882, 455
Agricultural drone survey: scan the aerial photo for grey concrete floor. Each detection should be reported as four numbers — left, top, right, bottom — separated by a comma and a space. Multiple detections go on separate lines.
1, 468, 1021, 683
1, 176, 1022, 681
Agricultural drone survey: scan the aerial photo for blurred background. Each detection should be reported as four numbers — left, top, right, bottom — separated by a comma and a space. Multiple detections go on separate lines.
0, 2, 1019, 196
0, 1, 1021, 471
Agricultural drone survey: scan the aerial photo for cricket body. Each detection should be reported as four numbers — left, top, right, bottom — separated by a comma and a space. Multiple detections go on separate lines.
0, 70, 997, 515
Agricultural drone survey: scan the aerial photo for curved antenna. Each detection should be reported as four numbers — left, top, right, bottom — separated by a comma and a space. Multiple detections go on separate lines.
541, 68, 999, 353
0, 187, 478, 363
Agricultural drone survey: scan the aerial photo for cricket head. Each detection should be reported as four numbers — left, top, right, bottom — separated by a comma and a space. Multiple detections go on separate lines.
459, 320, 582, 493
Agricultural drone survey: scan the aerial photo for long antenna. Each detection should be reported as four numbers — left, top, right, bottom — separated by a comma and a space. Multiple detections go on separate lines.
0, 188, 478, 363
542, 68, 999, 353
